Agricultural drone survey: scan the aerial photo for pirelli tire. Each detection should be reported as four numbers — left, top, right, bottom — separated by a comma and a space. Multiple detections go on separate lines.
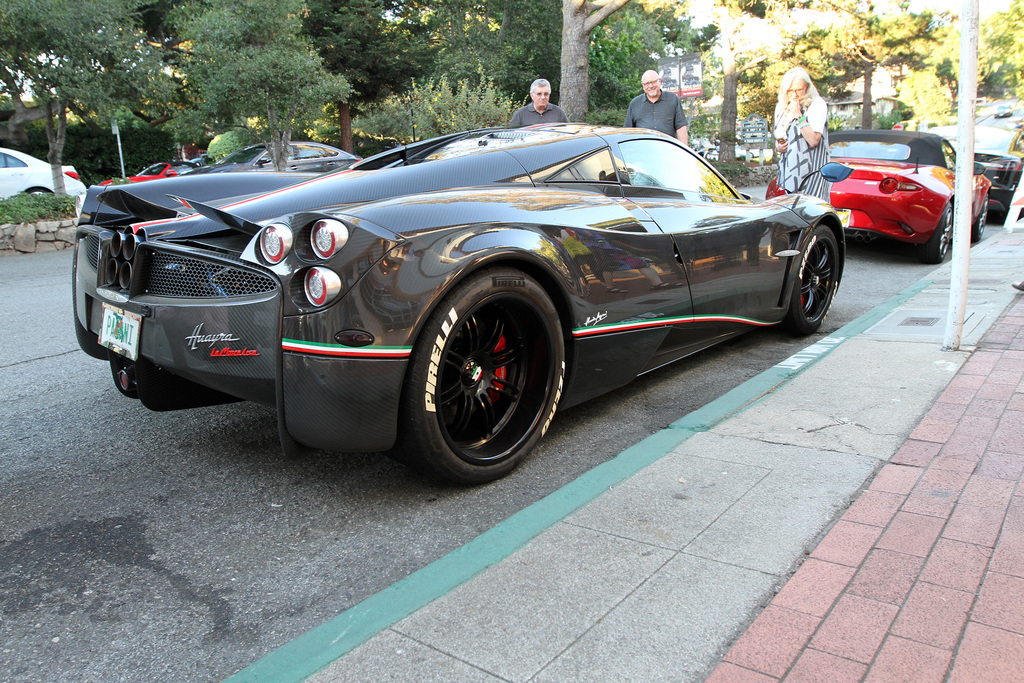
395, 266, 565, 484
782, 224, 840, 336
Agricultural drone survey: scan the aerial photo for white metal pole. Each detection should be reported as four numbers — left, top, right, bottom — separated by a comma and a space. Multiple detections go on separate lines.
942, 0, 980, 352
112, 119, 125, 178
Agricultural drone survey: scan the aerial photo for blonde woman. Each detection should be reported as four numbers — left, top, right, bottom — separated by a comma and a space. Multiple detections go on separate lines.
774, 67, 830, 201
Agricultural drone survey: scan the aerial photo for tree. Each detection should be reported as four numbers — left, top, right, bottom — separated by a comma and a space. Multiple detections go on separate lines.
304, 0, 433, 153
174, 0, 351, 170
808, 1, 936, 130
709, 0, 787, 162
982, 0, 1024, 99
560, 0, 633, 121
0, 0, 163, 192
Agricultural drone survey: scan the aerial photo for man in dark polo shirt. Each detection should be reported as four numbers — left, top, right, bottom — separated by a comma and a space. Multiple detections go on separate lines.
623, 70, 689, 144
509, 79, 569, 127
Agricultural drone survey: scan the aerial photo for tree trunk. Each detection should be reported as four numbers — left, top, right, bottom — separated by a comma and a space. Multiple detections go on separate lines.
43, 100, 68, 195
0, 97, 47, 147
337, 100, 353, 153
559, 0, 590, 121
861, 61, 874, 129
560, 0, 632, 122
718, 11, 739, 163
266, 105, 292, 172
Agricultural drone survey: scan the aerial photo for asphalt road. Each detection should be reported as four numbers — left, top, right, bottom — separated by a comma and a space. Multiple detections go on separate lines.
0, 213, 997, 682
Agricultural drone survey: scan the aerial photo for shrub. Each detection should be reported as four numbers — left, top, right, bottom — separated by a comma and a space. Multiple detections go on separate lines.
207, 129, 260, 160
583, 107, 628, 126
356, 75, 517, 144
0, 193, 76, 223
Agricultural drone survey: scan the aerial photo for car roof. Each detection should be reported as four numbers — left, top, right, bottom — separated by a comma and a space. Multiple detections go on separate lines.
830, 129, 948, 168
926, 124, 1016, 154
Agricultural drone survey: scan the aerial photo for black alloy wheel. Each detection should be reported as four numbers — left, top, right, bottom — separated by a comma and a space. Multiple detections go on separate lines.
920, 204, 953, 264
972, 194, 988, 243
397, 267, 564, 484
782, 224, 839, 335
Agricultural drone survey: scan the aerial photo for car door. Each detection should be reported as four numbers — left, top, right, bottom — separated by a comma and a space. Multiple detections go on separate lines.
0, 151, 31, 197
614, 137, 808, 333
287, 144, 339, 173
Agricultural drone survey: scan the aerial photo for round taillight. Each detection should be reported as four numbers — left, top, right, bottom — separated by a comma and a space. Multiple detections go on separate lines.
260, 223, 293, 264
310, 219, 349, 259
879, 178, 899, 194
304, 267, 341, 307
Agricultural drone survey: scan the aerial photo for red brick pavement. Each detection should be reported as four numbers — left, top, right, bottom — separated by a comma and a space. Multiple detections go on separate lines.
707, 297, 1024, 683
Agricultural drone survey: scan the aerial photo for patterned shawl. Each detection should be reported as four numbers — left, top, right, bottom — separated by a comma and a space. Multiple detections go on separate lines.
778, 120, 831, 202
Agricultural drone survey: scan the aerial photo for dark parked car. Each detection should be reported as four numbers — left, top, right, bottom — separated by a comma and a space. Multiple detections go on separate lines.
72, 124, 845, 483
929, 124, 1023, 219
188, 142, 359, 174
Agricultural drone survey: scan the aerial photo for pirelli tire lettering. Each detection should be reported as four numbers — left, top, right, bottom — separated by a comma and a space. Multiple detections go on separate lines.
540, 361, 565, 438
425, 306, 459, 413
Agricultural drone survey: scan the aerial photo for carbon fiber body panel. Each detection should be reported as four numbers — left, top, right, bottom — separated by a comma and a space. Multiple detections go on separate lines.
71, 124, 845, 464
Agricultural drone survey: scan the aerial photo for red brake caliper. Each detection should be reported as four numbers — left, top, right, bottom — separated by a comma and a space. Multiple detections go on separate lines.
488, 335, 507, 403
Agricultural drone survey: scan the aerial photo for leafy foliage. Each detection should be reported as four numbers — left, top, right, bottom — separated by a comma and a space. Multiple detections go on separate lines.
356, 75, 517, 143
0, 0, 167, 189
206, 129, 260, 161
0, 193, 76, 223
173, 0, 351, 169
982, 0, 1024, 99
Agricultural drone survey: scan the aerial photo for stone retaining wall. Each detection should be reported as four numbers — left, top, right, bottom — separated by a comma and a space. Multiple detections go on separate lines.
0, 218, 77, 255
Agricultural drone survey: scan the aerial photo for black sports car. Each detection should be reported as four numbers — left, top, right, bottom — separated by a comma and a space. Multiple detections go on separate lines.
72, 124, 845, 483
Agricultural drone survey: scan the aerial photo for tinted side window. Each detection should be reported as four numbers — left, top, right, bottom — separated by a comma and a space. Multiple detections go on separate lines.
618, 139, 737, 198
941, 141, 956, 170
0, 153, 28, 169
548, 149, 618, 182
294, 144, 331, 160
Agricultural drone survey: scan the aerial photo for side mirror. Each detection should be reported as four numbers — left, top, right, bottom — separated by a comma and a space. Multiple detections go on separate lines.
974, 161, 987, 176
255, 157, 271, 167
820, 162, 854, 183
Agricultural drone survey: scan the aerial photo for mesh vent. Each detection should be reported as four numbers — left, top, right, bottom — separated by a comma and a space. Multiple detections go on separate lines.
143, 252, 277, 298
85, 234, 100, 270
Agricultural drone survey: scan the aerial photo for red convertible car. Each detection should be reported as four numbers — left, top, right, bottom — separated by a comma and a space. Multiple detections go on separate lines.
769, 130, 991, 263
98, 160, 201, 186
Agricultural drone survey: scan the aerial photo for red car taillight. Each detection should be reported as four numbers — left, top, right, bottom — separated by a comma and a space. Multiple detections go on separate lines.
259, 223, 293, 264
64, 170, 80, 180
878, 178, 921, 194
987, 158, 1022, 172
304, 267, 341, 307
310, 219, 349, 259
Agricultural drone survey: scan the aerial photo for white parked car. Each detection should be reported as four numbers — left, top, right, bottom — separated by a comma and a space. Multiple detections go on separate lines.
0, 147, 87, 199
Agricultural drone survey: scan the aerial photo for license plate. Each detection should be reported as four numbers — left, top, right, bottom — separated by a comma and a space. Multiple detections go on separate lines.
835, 209, 851, 228
99, 303, 141, 360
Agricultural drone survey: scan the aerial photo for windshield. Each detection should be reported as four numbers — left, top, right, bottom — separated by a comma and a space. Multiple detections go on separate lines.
830, 140, 911, 161
423, 130, 566, 162
974, 128, 1012, 152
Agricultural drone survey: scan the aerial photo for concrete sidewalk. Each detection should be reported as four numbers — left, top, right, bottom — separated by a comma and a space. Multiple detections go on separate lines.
229, 231, 1024, 682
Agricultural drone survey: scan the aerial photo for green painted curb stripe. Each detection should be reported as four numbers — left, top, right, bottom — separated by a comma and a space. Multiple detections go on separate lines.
226, 278, 930, 683
671, 279, 930, 433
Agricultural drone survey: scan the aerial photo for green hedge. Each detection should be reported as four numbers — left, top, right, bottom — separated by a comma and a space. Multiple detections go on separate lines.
0, 193, 76, 223
18, 121, 178, 187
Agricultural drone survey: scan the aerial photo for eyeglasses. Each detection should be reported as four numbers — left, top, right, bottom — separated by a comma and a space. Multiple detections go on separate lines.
532, 90, 551, 98
642, 79, 661, 87
787, 85, 808, 94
